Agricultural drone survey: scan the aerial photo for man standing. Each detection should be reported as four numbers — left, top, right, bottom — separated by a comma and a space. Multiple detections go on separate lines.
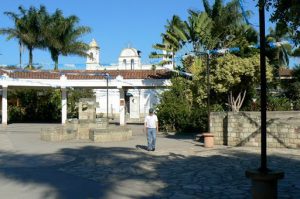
144, 108, 158, 151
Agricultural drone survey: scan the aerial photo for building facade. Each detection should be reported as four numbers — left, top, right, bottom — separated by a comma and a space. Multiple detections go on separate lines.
86, 39, 170, 120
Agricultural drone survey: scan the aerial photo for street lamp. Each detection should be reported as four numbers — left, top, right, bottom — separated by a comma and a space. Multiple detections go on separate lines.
194, 50, 210, 133
104, 73, 110, 122
193, 50, 214, 147
245, 1, 284, 197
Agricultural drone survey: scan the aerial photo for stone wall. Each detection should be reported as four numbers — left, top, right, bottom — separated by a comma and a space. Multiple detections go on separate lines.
41, 126, 76, 142
89, 127, 132, 142
211, 111, 300, 148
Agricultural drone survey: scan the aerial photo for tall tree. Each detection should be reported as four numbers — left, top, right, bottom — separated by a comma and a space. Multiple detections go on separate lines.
1, 6, 46, 69
202, 0, 253, 49
268, 0, 300, 45
179, 11, 213, 52
150, 15, 184, 68
266, 25, 291, 70
0, 11, 24, 67
42, 9, 91, 70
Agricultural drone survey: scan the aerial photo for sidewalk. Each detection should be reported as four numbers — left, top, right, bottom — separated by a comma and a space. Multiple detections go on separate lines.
0, 123, 299, 199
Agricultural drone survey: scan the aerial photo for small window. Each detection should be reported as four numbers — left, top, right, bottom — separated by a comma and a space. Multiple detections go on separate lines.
123, 59, 127, 67
130, 59, 134, 70
90, 52, 94, 61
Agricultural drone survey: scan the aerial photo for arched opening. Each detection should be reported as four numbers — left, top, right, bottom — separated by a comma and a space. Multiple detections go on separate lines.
123, 59, 127, 68
130, 59, 134, 70
90, 52, 94, 61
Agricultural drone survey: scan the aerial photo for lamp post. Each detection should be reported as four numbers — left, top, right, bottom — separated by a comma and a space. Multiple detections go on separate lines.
194, 50, 214, 147
105, 73, 110, 122
245, 1, 284, 198
206, 51, 210, 133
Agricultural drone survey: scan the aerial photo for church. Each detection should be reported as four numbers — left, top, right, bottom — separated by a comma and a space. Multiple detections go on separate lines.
85, 39, 172, 122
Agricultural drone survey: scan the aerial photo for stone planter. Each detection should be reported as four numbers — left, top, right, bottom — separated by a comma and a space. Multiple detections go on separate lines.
203, 133, 214, 148
246, 169, 284, 199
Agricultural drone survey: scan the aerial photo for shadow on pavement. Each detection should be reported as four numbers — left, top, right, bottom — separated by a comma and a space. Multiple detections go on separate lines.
135, 145, 148, 151
0, 146, 299, 199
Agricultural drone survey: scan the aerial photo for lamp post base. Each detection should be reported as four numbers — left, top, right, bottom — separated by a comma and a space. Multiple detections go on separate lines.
203, 132, 214, 148
246, 169, 284, 199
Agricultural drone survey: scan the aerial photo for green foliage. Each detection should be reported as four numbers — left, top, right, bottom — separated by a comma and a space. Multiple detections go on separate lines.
266, 24, 293, 71
201, 0, 255, 49
42, 9, 91, 70
267, 95, 292, 111
292, 65, 300, 81
1, 5, 90, 70
292, 99, 300, 110
8, 106, 25, 122
8, 88, 62, 122
284, 81, 300, 101
157, 77, 207, 133
183, 11, 213, 51
149, 15, 185, 68
209, 54, 273, 93
0, 6, 46, 68
7, 88, 94, 123
268, 0, 300, 44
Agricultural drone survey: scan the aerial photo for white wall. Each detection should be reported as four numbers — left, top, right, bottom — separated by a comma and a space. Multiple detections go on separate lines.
93, 88, 165, 118
94, 89, 120, 116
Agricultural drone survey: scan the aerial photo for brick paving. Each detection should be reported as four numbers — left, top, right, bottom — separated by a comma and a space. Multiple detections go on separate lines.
0, 124, 299, 199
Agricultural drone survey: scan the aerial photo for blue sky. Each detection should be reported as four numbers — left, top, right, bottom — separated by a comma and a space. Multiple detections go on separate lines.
0, 0, 284, 69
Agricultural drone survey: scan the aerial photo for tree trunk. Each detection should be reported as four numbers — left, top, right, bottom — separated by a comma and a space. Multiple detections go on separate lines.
172, 51, 175, 69
54, 56, 59, 71
228, 91, 247, 112
19, 41, 22, 68
29, 47, 33, 69
50, 50, 59, 71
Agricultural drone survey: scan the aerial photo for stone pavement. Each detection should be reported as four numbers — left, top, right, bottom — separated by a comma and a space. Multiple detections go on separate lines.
0, 123, 299, 199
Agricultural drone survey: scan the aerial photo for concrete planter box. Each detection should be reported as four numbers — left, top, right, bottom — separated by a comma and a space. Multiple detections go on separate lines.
41, 127, 76, 141
89, 128, 132, 142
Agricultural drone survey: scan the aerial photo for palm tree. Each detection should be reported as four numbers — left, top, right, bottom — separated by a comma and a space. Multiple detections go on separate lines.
176, 10, 213, 52
42, 9, 91, 70
1, 6, 46, 69
150, 12, 214, 69
0, 8, 25, 68
150, 15, 184, 69
202, 0, 252, 49
266, 25, 291, 69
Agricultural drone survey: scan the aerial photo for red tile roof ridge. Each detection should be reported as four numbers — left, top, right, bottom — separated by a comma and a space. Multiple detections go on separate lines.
0, 68, 172, 80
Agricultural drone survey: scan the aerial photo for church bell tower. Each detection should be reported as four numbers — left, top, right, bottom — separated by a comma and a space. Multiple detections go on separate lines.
86, 39, 100, 70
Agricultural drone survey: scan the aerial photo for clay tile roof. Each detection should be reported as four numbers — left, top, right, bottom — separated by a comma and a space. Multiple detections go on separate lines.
0, 69, 173, 80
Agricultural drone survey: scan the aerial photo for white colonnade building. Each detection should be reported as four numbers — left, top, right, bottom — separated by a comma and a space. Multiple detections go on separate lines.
0, 39, 172, 125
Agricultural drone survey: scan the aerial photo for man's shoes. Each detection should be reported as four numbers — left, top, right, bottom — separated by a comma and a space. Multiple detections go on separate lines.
151, 148, 155, 151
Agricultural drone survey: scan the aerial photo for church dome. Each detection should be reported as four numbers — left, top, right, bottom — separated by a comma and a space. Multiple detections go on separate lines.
119, 48, 140, 57
89, 39, 99, 48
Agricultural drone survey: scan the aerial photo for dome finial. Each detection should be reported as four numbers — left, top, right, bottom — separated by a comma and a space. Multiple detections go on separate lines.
89, 39, 99, 48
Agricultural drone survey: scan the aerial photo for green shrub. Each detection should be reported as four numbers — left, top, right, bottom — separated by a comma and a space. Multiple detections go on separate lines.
267, 96, 292, 111
156, 77, 207, 133
8, 105, 25, 122
7, 88, 93, 123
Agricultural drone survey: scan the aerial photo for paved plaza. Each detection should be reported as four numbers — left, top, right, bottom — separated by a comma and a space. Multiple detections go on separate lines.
0, 124, 299, 199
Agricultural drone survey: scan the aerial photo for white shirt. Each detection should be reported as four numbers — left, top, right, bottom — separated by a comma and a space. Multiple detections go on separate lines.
144, 114, 158, 128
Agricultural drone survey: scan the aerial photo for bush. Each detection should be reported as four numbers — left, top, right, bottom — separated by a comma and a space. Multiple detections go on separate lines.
267, 95, 292, 111
8, 105, 25, 122
156, 77, 207, 133
7, 88, 93, 123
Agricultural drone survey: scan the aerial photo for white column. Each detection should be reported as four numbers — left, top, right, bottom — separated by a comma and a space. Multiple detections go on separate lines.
2, 86, 7, 126
119, 88, 126, 126
61, 88, 67, 125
